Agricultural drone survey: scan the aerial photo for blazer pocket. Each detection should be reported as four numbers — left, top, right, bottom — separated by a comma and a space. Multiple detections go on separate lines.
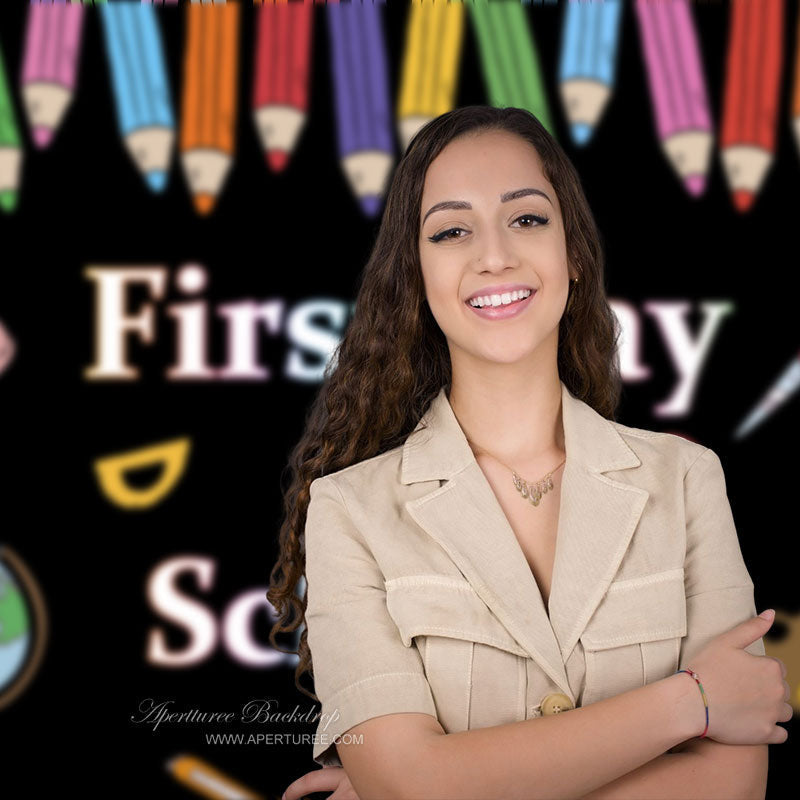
580, 568, 687, 706
385, 576, 528, 733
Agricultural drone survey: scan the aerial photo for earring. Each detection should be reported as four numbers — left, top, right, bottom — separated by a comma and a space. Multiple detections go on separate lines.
566, 276, 579, 313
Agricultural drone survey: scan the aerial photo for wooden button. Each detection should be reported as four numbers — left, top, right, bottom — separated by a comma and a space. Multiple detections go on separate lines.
541, 692, 574, 715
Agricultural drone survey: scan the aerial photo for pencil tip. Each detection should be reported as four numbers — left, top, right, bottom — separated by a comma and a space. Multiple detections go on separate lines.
684, 174, 705, 197
267, 150, 288, 173
146, 169, 168, 193
733, 189, 754, 213
0, 190, 18, 213
570, 122, 592, 146
359, 194, 382, 218
193, 193, 216, 215
33, 126, 53, 149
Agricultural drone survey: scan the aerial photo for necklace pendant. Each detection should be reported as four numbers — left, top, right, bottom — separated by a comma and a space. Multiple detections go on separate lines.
495, 457, 564, 510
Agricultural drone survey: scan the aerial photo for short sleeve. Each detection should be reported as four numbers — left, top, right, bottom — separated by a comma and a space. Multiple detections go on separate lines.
679, 447, 765, 671
304, 476, 438, 768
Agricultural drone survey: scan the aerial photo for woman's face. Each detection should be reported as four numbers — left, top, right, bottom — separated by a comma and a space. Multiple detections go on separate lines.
418, 130, 574, 369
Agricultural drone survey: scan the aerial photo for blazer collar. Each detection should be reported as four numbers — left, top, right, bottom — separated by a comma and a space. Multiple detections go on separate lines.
400, 381, 649, 702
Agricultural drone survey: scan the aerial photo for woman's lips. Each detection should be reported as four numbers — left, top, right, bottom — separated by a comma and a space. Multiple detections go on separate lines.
465, 290, 536, 320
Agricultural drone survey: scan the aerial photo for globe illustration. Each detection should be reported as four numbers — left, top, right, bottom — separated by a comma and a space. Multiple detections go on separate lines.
0, 560, 30, 692
0, 546, 47, 709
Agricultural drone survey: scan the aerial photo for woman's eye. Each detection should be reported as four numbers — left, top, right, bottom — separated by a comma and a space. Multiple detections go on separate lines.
428, 227, 466, 243
427, 213, 549, 243
514, 213, 550, 228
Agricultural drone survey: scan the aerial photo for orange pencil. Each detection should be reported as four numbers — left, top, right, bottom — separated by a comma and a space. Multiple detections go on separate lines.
166, 753, 263, 800
180, 0, 240, 216
719, 0, 784, 213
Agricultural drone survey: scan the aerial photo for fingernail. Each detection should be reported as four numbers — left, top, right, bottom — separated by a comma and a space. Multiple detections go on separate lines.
759, 608, 775, 620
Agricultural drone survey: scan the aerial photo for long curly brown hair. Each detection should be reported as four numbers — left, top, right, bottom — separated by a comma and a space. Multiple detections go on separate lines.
267, 105, 622, 702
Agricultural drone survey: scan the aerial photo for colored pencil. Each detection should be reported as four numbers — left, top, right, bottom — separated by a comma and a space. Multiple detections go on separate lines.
558, 0, 622, 147
733, 352, 800, 441
20, 0, 85, 149
326, 0, 394, 218
0, 41, 22, 214
396, 0, 466, 154
98, 1, 175, 193
252, 0, 315, 173
719, 0, 785, 213
791, 2, 800, 163
180, 0, 240, 215
166, 753, 263, 800
467, 0, 554, 135
633, 0, 713, 197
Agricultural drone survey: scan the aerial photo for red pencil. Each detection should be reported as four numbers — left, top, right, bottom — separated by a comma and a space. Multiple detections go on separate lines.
252, 0, 314, 173
791, 0, 800, 161
719, 0, 784, 213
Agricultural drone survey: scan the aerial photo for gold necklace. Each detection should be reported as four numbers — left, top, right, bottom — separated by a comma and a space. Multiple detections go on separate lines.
468, 439, 566, 507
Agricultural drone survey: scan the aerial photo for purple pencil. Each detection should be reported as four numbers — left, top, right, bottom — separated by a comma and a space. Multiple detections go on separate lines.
326, 0, 394, 218
20, 0, 85, 149
633, 0, 713, 197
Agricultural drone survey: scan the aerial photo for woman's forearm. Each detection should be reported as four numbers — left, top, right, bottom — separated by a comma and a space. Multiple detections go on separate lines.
405, 673, 708, 800
575, 749, 763, 800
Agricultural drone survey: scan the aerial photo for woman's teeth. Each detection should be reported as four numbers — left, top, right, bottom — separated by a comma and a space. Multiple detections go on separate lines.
468, 289, 532, 308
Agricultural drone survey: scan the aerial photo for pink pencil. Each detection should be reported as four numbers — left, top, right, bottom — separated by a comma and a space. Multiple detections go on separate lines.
20, 1, 85, 149
633, 0, 713, 197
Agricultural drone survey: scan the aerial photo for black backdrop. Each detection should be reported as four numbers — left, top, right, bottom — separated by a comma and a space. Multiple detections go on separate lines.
0, 1, 796, 797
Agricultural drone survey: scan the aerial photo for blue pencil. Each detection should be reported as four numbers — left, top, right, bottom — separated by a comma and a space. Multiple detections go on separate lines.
98, 1, 175, 193
558, 0, 623, 147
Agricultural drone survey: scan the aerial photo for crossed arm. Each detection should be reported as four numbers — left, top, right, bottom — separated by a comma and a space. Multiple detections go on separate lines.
300, 738, 768, 800
574, 739, 768, 800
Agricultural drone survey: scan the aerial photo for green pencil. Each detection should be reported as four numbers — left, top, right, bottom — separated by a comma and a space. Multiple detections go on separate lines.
0, 40, 22, 213
467, 0, 555, 136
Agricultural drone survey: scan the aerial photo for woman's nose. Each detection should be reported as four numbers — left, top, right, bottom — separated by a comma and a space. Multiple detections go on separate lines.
474, 233, 520, 271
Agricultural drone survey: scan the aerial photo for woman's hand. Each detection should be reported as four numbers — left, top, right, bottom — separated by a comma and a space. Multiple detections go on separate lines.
282, 765, 361, 800
686, 610, 791, 745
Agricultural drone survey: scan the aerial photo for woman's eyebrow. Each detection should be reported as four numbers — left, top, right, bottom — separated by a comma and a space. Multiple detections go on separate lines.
422, 187, 553, 225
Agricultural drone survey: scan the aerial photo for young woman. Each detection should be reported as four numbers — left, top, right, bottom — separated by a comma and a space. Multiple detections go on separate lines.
269, 106, 790, 800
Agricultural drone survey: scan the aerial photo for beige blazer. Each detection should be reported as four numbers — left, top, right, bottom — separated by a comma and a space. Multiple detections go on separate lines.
304, 381, 765, 768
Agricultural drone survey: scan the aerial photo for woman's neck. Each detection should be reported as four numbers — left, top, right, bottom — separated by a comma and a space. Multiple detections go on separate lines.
448, 374, 566, 471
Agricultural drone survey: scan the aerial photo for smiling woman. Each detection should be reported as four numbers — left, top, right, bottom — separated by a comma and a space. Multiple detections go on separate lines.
417, 129, 575, 371
268, 105, 787, 800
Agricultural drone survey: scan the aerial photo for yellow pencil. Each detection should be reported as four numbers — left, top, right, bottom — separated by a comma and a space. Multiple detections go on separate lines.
396, 0, 465, 154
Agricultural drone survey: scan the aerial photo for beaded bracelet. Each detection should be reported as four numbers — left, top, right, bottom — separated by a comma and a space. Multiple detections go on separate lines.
675, 667, 709, 738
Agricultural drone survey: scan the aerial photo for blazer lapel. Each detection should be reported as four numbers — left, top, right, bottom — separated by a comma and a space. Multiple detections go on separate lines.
401, 381, 650, 700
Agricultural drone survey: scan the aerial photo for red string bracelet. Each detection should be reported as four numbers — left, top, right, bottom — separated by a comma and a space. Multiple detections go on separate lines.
675, 667, 709, 738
